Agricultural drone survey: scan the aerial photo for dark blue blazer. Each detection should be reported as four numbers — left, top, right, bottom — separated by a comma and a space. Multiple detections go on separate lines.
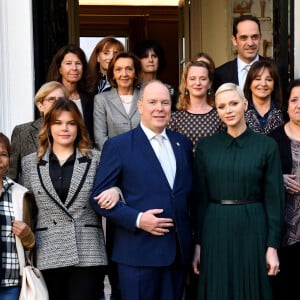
91, 125, 194, 267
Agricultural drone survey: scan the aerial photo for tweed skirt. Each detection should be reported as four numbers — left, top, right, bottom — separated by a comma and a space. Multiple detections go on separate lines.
198, 202, 273, 300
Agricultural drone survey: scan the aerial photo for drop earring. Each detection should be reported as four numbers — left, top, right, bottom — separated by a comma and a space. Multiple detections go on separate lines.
185, 89, 189, 96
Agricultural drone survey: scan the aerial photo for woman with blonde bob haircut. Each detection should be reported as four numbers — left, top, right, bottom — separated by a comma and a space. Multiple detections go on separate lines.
193, 83, 285, 300
34, 81, 69, 116
22, 98, 109, 300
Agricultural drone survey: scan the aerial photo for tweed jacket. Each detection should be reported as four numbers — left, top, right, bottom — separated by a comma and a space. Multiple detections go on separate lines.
93, 87, 140, 150
8, 118, 42, 183
21, 149, 107, 270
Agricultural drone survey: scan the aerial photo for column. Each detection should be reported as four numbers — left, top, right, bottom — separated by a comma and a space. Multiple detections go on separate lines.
0, 0, 34, 137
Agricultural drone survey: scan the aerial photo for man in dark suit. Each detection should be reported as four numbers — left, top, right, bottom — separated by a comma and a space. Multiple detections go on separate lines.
91, 80, 193, 300
213, 15, 266, 91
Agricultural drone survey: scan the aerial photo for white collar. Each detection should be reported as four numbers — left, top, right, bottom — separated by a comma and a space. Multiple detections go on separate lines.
237, 55, 259, 72
140, 122, 168, 141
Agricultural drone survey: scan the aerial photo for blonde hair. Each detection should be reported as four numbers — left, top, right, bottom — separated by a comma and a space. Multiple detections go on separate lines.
34, 81, 69, 106
177, 61, 214, 111
215, 83, 246, 101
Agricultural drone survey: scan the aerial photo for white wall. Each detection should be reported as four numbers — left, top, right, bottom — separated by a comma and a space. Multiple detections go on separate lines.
0, 0, 35, 138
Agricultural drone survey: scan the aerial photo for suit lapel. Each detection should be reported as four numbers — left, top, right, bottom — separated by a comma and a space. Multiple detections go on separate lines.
134, 126, 168, 181
37, 149, 91, 216
127, 88, 139, 119
37, 150, 68, 211
167, 131, 184, 190
30, 118, 42, 149
64, 149, 91, 209
232, 59, 239, 84
109, 88, 129, 118
135, 126, 179, 190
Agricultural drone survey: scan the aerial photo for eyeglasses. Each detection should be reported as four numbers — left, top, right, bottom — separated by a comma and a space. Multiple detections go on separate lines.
43, 96, 64, 104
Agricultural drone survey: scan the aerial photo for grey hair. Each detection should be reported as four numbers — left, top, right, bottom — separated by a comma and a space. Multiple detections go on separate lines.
139, 80, 170, 101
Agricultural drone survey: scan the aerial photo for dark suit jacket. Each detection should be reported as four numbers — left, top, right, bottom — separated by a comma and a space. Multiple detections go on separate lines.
268, 125, 292, 174
91, 125, 193, 267
8, 118, 42, 182
213, 56, 274, 92
80, 91, 94, 143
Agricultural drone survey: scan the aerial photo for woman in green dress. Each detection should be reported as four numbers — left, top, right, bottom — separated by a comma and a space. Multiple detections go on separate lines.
192, 83, 285, 300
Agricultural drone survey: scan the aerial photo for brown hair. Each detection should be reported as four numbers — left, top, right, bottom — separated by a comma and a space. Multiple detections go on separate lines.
243, 60, 282, 108
177, 61, 214, 110
192, 52, 215, 74
37, 98, 91, 160
87, 37, 125, 93
46, 44, 89, 93
0, 132, 11, 157
107, 52, 141, 88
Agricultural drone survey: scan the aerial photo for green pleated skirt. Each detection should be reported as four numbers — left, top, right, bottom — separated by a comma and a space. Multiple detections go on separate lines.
198, 202, 273, 300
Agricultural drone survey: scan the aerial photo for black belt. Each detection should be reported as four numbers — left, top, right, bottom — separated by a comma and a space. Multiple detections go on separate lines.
211, 199, 261, 205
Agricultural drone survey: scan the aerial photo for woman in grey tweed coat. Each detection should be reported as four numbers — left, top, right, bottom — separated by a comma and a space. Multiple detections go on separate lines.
21, 99, 108, 300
